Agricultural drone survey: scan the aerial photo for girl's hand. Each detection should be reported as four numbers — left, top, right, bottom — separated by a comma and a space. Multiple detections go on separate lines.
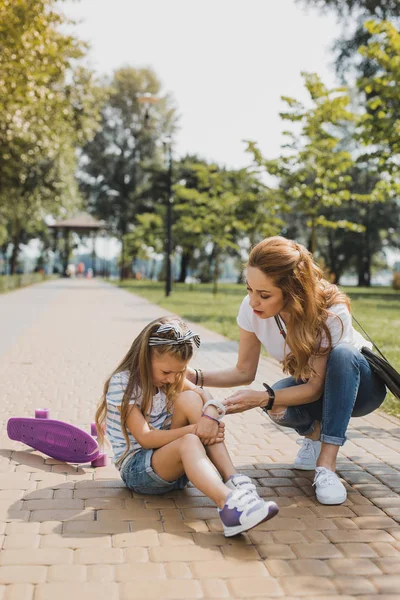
194, 417, 224, 446
223, 389, 265, 414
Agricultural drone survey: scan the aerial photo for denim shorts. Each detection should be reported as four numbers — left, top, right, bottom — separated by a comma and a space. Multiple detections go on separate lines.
119, 448, 189, 495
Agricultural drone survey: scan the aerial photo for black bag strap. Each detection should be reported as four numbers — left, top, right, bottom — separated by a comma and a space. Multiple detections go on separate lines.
274, 315, 286, 339
351, 315, 388, 363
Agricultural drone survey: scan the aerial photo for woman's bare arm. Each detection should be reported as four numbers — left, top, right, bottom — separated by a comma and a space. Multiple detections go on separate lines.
224, 352, 329, 414
188, 328, 261, 388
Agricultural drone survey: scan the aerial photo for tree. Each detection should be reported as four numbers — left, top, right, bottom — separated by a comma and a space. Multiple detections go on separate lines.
172, 161, 282, 292
0, 0, 105, 273
247, 73, 365, 254
79, 67, 177, 279
357, 20, 400, 185
297, 0, 400, 78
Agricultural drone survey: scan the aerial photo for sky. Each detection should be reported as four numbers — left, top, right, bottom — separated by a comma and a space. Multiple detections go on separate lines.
63, 0, 343, 169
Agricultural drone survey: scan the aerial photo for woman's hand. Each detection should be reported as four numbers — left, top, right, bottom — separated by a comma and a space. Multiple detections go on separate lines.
223, 389, 265, 414
194, 417, 225, 446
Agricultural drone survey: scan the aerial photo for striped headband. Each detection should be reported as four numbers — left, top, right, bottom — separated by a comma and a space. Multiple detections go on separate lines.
149, 322, 200, 348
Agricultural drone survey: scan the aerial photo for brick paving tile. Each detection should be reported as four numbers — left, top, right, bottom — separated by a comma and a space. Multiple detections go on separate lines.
4, 583, 34, 600
1, 279, 400, 599
279, 576, 337, 596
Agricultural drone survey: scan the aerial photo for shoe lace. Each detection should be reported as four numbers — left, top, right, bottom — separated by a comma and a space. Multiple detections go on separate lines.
296, 438, 316, 459
313, 468, 338, 488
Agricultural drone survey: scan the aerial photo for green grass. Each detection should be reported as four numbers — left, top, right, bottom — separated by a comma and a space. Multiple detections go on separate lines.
114, 279, 400, 418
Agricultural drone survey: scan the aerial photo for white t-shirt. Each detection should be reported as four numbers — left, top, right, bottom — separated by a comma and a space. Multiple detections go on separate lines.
236, 295, 371, 362
106, 370, 172, 465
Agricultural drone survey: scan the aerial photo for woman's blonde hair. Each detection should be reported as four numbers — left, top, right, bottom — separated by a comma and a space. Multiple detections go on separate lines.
248, 236, 350, 380
95, 316, 195, 467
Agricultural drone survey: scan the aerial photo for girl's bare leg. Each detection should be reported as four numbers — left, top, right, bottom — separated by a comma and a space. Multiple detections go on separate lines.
170, 390, 237, 482
151, 434, 230, 508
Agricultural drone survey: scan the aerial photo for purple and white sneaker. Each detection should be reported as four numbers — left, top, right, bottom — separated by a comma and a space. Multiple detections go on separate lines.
225, 474, 260, 497
218, 489, 279, 537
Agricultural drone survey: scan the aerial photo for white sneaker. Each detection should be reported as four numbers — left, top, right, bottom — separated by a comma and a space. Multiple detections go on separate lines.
293, 438, 321, 470
225, 474, 260, 497
313, 467, 347, 505
218, 489, 279, 537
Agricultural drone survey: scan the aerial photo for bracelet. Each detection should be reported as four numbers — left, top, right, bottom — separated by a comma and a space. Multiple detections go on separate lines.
203, 399, 226, 418
198, 368, 204, 388
201, 413, 220, 424
194, 369, 199, 386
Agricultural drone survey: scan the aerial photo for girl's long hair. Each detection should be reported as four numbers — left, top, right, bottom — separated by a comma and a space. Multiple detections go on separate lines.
248, 236, 350, 380
95, 316, 195, 467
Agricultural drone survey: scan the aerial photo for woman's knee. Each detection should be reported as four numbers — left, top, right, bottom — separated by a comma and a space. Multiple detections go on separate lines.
328, 344, 361, 369
272, 376, 299, 391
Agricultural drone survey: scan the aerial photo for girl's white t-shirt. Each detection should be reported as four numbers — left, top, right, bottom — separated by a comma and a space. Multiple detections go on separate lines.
236, 295, 371, 362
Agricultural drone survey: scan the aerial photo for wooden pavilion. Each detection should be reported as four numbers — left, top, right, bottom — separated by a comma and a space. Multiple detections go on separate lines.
48, 213, 106, 277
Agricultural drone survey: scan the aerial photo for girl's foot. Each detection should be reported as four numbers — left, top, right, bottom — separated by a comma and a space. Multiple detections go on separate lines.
218, 489, 279, 537
313, 467, 347, 505
294, 438, 322, 470
225, 473, 259, 496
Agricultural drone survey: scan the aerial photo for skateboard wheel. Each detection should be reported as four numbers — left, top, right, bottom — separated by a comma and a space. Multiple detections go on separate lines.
91, 453, 108, 468
90, 422, 98, 436
35, 408, 50, 419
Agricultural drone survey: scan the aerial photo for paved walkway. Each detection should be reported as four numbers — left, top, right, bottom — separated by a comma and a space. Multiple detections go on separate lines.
0, 278, 399, 600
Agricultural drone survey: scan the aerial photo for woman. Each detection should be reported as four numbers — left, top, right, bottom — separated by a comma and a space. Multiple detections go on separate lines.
188, 237, 386, 505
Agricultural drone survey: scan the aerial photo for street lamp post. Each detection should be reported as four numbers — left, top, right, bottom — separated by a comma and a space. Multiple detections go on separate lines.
164, 138, 173, 297
137, 93, 173, 297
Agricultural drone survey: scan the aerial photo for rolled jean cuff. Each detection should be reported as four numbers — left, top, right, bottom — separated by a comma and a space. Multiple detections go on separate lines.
320, 433, 346, 446
295, 423, 314, 436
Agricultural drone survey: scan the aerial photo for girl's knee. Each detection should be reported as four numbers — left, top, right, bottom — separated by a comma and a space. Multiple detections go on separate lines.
175, 390, 202, 409
180, 432, 203, 450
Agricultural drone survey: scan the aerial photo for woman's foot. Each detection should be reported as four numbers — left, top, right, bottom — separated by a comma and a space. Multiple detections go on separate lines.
313, 467, 347, 505
218, 489, 279, 537
293, 438, 322, 470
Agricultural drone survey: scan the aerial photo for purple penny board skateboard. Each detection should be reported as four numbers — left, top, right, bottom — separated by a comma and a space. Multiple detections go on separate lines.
7, 409, 107, 467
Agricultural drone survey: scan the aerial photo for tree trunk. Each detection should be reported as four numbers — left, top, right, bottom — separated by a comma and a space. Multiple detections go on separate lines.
178, 250, 191, 283
212, 248, 220, 296
358, 209, 371, 287
119, 235, 125, 281
10, 229, 21, 275
310, 217, 317, 255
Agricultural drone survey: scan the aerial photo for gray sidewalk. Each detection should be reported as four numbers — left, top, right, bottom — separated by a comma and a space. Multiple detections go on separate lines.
0, 278, 399, 599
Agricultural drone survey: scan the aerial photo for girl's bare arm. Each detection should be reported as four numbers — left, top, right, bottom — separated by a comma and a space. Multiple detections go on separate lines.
126, 405, 196, 450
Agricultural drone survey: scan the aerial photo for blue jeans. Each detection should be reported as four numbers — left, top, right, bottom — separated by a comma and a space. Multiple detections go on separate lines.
267, 344, 387, 446
120, 448, 189, 495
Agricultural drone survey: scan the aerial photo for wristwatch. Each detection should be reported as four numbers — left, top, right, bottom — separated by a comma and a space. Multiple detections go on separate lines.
262, 382, 275, 411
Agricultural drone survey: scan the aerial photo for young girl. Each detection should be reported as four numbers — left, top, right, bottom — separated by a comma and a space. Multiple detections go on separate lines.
186, 237, 387, 505
95, 316, 279, 537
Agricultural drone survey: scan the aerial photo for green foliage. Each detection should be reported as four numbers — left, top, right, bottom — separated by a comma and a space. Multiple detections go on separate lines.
173, 159, 282, 292
0, 273, 51, 293
247, 73, 363, 252
358, 20, 400, 185
0, 0, 106, 272
297, 1, 400, 78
